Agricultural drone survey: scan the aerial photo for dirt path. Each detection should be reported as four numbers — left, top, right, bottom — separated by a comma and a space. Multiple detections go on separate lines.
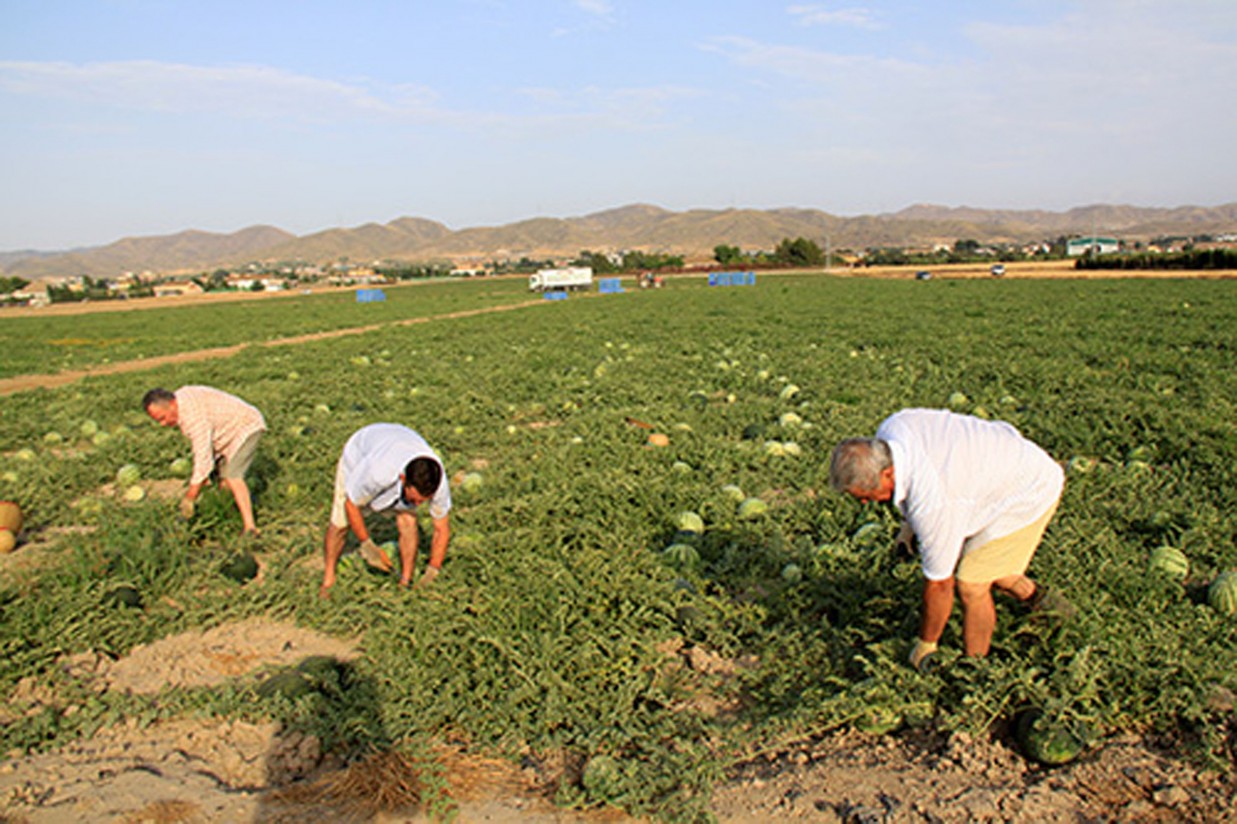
0, 298, 548, 396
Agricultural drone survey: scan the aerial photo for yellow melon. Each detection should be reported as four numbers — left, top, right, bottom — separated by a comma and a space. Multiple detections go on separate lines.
0, 528, 16, 554
0, 501, 22, 534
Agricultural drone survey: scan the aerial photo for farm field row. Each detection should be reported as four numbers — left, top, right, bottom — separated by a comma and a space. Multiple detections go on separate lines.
1, 275, 1235, 820
0, 277, 538, 381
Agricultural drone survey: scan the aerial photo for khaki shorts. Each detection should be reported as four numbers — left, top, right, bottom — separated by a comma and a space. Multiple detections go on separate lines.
956, 501, 1059, 584
218, 431, 262, 480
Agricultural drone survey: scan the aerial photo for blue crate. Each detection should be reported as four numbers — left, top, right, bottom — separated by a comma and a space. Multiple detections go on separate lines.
356, 288, 386, 303
598, 277, 624, 294
543, 290, 569, 300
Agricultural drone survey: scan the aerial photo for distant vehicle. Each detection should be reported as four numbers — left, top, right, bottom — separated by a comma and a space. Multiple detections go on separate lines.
529, 266, 593, 292
990, 264, 1006, 277
915, 270, 933, 281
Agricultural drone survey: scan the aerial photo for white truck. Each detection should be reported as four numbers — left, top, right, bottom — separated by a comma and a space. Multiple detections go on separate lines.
529, 266, 593, 292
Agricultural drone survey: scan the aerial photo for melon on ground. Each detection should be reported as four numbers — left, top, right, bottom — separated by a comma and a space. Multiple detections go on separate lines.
0, 500, 22, 533
1209, 570, 1237, 617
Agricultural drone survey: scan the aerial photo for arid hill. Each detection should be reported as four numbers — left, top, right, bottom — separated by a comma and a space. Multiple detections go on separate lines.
5, 202, 1236, 281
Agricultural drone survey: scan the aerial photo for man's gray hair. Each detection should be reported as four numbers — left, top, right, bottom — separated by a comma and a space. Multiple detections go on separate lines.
828, 438, 893, 492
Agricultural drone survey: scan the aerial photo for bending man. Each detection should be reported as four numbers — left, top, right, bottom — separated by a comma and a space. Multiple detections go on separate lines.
829, 408, 1065, 668
320, 423, 452, 598
143, 386, 266, 535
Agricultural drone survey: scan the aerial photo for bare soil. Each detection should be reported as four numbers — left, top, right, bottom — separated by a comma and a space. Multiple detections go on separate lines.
0, 616, 1232, 823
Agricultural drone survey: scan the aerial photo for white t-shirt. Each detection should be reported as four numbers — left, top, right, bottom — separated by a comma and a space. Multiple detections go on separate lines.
878, 409, 1063, 581
340, 423, 452, 519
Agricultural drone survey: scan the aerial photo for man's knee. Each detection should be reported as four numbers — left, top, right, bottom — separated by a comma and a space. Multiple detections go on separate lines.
956, 579, 993, 606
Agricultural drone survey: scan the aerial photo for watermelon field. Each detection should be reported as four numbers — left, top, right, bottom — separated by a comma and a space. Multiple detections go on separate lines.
1, 273, 1235, 820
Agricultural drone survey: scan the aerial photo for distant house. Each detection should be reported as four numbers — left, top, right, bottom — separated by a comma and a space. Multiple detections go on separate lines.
154, 281, 204, 298
1067, 237, 1120, 256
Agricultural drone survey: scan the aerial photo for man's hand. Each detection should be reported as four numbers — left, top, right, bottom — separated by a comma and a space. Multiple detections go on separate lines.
908, 639, 938, 672
358, 538, 394, 573
414, 565, 440, 589
894, 522, 915, 560
179, 497, 196, 521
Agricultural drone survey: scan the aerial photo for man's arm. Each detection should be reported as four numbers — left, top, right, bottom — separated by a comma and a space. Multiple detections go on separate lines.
345, 498, 369, 542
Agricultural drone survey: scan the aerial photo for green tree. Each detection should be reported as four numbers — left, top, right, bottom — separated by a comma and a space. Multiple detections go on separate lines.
773, 237, 824, 267
713, 245, 743, 266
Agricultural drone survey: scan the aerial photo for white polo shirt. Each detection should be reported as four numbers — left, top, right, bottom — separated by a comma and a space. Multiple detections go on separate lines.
340, 423, 451, 519
877, 409, 1063, 581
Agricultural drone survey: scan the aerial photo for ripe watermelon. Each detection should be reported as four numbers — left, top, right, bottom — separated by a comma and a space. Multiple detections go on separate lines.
720, 484, 746, 502
169, 457, 192, 478
1015, 709, 1088, 766
1148, 546, 1189, 581
1208, 570, 1237, 616
460, 472, 484, 494
221, 552, 259, 583
116, 464, 141, 486
105, 585, 143, 609
662, 543, 701, 571
256, 670, 315, 700
781, 563, 803, 584
581, 754, 626, 803
675, 511, 704, 534
737, 498, 768, 519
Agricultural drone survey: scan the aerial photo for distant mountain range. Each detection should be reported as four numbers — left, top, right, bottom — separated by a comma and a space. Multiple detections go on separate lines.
5, 202, 1236, 281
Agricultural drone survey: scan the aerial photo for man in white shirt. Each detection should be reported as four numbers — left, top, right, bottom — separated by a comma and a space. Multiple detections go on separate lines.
320, 423, 452, 598
829, 408, 1065, 668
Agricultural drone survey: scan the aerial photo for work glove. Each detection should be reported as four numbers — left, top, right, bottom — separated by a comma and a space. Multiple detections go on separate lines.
414, 565, 441, 589
358, 538, 394, 573
894, 522, 916, 560
908, 639, 939, 672
179, 497, 196, 521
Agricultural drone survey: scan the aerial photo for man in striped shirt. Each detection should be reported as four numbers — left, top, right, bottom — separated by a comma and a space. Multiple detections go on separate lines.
143, 385, 266, 535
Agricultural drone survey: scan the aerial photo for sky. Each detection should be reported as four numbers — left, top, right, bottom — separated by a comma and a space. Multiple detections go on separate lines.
1, 1, 1235, 251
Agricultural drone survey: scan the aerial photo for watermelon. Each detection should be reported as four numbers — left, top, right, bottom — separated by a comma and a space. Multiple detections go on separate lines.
169, 457, 192, 478
0, 528, 16, 555
122, 485, 146, 502
782, 441, 802, 457
1148, 546, 1189, 581
737, 498, 768, 519
720, 484, 746, 502
1208, 570, 1237, 616
256, 670, 315, 700
296, 655, 344, 685
662, 543, 700, 571
581, 754, 626, 803
221, 552, 259, 583
675, 511, 705, 534
779, 412, 803, 428
763, 440, 786, 457
14, 448, 36, 462
0, 501, 22, 533
741, 423, 765, 441
948, 391, 969, 408
116, 464, 141, 486
92, 431, 112, 447
779, 384, 800, 401
80, 420, 99, 437
460, 472, 484, 494
1015, 709, 1088, 766
105, 585, 143, 609
781, 563, 803, 584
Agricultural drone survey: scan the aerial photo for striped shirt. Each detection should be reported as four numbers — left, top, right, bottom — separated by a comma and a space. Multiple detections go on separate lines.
174, 386, 266, 485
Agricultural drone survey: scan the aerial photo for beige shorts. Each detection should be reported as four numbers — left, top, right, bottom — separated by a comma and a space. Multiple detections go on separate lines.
218, 431, 262, 480
956, 501, 1059, 584
329, 457, 351, 529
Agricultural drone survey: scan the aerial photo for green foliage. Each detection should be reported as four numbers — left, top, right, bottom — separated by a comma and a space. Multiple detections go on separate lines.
1, 275, 1235, 818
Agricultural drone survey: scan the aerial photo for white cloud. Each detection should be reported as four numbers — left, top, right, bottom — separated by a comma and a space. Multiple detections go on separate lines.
574, 0, 614, 16
787, 4, 882, 30
0, 60, 437, 121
